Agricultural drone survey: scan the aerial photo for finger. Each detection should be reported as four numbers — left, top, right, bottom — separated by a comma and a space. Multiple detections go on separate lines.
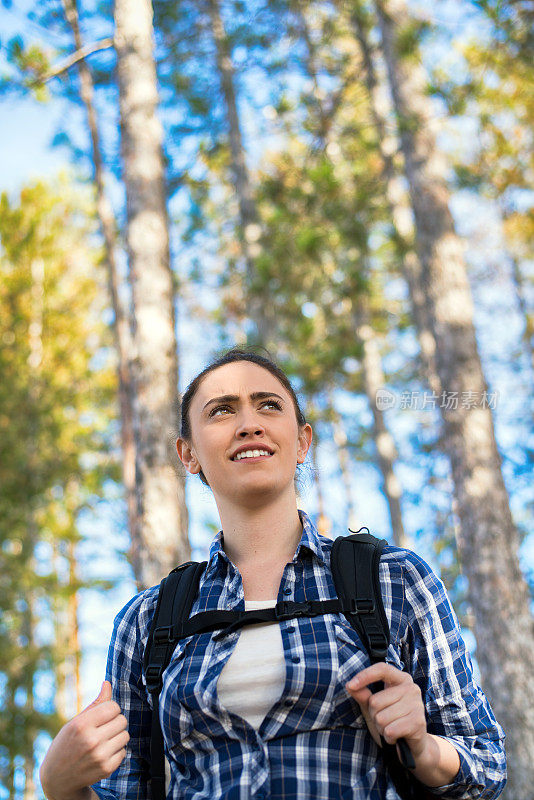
85, 700, 124, 727
96, 745, 128, 780
107, 747, 128, 775
346, 663, 409, 691
364, 683, 408, 713
382, 709, 423, 745
96, 712, 128, 742
373, 696, 413, 732
102, 728, 130, 758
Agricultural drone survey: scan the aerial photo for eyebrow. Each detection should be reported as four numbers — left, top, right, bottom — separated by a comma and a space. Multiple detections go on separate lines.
202, 391, 286, 413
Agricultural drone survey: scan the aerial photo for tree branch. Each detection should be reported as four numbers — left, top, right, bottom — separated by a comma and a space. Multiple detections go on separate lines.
44, 37, 114, 82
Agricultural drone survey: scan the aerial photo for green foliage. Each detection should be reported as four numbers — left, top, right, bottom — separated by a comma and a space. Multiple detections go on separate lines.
395, 18, 433, 60
0, 178, 117, 789
471, 0, 533, 57
2, 35, 52, 100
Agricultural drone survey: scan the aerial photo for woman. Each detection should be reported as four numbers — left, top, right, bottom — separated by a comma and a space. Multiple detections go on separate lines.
40, 348, 506, 799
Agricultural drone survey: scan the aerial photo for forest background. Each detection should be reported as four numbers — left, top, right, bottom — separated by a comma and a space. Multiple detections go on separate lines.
0, 0, 532, 798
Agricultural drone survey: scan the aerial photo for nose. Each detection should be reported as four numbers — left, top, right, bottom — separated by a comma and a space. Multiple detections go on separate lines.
235, 407, 266, 438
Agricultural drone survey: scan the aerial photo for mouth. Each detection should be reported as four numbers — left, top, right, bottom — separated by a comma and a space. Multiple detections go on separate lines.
231, 449, 274, 463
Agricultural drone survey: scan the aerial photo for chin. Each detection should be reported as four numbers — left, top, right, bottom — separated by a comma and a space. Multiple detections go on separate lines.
230, 477, 286, 502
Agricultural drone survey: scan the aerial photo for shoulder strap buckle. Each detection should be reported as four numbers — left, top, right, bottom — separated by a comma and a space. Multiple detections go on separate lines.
368, 632, 389, 661
350, 598, 375, 615
153, 625, 175, 644
145, 663, 164, 693
275, 600, 312, 620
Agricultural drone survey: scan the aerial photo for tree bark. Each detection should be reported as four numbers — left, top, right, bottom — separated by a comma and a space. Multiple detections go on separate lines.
67, 540, 82, 714
510, 254, 534, 376
354, 311, 410, 548
114, 0, 189, 588
376, 2, 534, 794
22, 586, 36, 800
351, 6, 440, 395
297, 4, 410, 548
52, 540, 69, 723
310, 427, 332, 537
205, 0, 272, 346
62, 0, 138, 555
328, 393, 359, 532
23, 257, 40, 800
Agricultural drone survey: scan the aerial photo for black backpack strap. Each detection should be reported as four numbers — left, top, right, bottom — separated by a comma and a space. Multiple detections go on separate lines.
331, 531, 429, 800
330, 530, 390, 662
143, 560, 207, 800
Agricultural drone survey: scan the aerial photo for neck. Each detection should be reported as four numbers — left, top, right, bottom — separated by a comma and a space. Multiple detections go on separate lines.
215, 489, 303, 569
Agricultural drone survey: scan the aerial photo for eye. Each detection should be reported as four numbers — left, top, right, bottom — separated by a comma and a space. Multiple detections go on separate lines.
209, 404, 232, 417
262, 400, 282, 411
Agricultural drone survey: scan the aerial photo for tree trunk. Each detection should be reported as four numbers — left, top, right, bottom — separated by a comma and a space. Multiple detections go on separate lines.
297, 5, 409, 548
310, 431, 332, 537
22, 593, 36, 800
67, 540, 82, 714
62, 0, 138, 552
376, 2, 534, 794
510, 254, 534, 376
328, 393, 359, 531
114, 0, 189, 588
205, 0, 272, 346
6, 755, 15, 799
351, 5, 440, 395
52, 540, 69, 722
354, 311, 410, 548
296, 6, 331, 150
23, 258, 40, 800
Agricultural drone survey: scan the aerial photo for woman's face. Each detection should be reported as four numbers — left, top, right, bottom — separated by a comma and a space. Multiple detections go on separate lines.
177, 361, 312, 507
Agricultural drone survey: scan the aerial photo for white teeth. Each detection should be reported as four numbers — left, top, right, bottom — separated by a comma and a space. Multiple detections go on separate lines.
234, 449, 271, 460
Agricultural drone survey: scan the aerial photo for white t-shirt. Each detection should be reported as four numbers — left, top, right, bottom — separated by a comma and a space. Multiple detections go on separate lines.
216, 599, 286, 729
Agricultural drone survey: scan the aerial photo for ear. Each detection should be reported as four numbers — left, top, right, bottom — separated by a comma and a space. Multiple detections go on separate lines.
296, 423, 313, 464
176, 437, 202, 475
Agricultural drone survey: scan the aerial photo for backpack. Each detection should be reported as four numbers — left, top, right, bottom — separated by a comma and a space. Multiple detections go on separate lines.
143, 529, 430, 800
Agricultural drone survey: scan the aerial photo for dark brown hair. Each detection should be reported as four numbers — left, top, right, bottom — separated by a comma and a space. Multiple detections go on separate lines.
178, 347, 307, 487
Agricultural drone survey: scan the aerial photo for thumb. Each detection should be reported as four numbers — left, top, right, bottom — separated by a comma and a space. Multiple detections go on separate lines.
82, 680, 112, 713
98, 680, 112, 702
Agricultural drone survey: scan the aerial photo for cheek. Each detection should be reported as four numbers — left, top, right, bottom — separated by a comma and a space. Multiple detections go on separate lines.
189, 433, 212, 467
280, 429, 300, 460
196, 430, 230, 470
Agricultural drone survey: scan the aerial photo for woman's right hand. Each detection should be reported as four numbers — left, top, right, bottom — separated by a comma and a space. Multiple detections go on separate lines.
40, 680, 130, 800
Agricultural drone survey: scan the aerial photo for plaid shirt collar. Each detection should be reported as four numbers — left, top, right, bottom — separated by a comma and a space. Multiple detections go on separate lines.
207, 508, 328, 569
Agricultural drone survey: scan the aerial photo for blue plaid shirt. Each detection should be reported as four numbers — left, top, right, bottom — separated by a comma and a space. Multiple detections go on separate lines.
92, 510, 506, 800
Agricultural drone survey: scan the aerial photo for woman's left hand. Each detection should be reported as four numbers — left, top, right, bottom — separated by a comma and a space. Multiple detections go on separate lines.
345, 662, 428, 762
